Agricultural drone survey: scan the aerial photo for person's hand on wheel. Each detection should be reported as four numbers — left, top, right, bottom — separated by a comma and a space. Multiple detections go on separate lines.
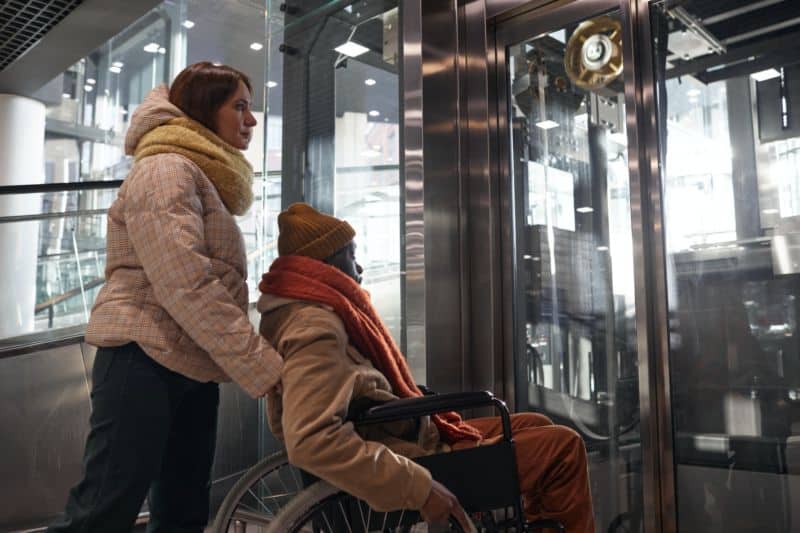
420, 479, 473, 531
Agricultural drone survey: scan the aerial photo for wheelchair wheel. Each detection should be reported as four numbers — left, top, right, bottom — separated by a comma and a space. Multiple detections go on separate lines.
211, 449, 304, 532
265, 479, 472, 532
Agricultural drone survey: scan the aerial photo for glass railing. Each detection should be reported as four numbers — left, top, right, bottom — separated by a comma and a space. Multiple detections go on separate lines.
0, 174, 279, 341
0, 181, 117, 340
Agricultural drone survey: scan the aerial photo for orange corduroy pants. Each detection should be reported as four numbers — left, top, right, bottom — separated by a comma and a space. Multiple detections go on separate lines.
455, 413, 596, 533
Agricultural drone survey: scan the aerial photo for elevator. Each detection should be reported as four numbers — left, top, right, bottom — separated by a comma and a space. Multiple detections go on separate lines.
436, 1, 800, 531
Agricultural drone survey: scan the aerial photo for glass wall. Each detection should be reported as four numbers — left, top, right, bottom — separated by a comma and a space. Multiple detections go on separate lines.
5, 0, 414, 372
506, 10, 642, 531
651, 0, 800, 530
2, 0, 275, 339
266, 0, 415, 375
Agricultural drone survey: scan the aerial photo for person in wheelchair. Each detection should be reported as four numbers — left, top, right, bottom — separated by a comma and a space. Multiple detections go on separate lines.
256, 202, 595, 532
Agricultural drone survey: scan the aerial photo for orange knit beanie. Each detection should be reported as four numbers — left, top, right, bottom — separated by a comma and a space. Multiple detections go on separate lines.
277, 203, 355, 260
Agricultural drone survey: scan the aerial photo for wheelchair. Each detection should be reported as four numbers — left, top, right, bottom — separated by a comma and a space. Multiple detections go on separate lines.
211, 391, 566, 532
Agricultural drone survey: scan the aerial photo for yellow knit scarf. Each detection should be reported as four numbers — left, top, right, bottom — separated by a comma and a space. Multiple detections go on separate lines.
134, 117, 254, 215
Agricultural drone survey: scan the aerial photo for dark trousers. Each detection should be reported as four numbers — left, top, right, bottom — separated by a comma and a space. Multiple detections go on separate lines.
47, 343, 219, 533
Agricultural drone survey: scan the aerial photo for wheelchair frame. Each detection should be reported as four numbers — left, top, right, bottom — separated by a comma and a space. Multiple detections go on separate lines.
211, 391, 566, 532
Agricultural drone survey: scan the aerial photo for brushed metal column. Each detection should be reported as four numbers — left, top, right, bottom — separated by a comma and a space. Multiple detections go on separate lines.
622, 0, 677, 531
421, 0, 468, 393
459, 0, 503, 396
401, 0, 427, 382
488, 22, 521, 408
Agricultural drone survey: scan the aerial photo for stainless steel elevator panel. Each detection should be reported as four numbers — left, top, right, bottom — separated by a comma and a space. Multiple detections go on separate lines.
0, 344, 91, 529
0, 339, 261, 530
422, 0, 468, 394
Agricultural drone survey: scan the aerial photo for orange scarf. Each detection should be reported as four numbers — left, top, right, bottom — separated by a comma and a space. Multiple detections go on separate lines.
259, 255, 481, 443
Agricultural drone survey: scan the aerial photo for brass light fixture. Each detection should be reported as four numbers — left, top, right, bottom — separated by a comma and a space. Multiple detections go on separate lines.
565, 16, 623, 91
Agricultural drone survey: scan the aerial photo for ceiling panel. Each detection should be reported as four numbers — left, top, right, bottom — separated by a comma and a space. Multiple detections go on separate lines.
0, 0, 83, 71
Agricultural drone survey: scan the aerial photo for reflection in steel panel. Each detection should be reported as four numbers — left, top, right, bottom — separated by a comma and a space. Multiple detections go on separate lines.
0, 344, 91, 530
0, 339, 262, 530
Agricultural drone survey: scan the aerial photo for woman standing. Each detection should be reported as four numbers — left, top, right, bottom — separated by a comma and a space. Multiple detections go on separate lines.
48, 62, 282, 533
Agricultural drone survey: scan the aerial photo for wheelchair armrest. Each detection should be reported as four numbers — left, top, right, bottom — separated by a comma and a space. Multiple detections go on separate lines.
352, 391, 513, 440
417, 384, 436, 396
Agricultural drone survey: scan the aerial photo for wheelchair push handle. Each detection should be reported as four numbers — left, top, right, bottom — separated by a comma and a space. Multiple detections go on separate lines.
352, 391, 514, 441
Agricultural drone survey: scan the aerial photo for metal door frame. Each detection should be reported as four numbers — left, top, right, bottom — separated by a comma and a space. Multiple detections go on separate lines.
486, 1, 675, 532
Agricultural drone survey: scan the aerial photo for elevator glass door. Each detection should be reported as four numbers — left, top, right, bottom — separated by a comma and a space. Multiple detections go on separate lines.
649, 1, 800, 530
499, 5, 642, 531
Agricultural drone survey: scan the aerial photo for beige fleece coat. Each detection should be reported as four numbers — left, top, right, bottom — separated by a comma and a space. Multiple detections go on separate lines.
257, 295, 445, 512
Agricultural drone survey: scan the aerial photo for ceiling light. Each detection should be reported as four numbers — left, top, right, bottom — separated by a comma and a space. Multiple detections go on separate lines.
143, 42, 160, 53
62, 93, 70, 98
334, 41, 369, 58
109, 66, 122, 74
182, 20, 195, 29
86, 78, 96, 85
535, 120, 559, 130
597, 245, 609, 252
266, 81, 278, 88
687, 88, 701, 97
112, 61, 124, 68
158, 47, 166, 55
364, 78, 376, 86
576, 206, 594, 213
751, 68, 781, 82
368, 110, 380, 117
84, 84, 93, 92
763, 208, 779, 215
250, 42, 264, 51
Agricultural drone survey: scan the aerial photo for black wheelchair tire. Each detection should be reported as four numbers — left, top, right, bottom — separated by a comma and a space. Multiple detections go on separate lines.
264, 479, 469, 532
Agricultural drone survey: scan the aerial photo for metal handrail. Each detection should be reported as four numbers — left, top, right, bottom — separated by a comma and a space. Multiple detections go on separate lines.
0, 164, 395, 197
0, 208, 108, 224
0, 180, 124, 195
34, 277, 105, 314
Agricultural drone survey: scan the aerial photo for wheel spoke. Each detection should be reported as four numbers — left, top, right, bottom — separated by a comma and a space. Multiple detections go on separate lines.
276, 468, 295, 495
338, 500, 355, 533
289, 464, 303, 490
246, 487, 275, 515
321, 509, 335, 532
357, 499, 368, 531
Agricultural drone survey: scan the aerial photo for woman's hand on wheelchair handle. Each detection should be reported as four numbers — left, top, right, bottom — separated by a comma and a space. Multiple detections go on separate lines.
420, 479, 472, 531
269, 380, 283, 396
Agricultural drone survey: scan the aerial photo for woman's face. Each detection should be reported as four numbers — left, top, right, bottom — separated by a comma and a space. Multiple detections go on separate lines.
214, 80, 257, 149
